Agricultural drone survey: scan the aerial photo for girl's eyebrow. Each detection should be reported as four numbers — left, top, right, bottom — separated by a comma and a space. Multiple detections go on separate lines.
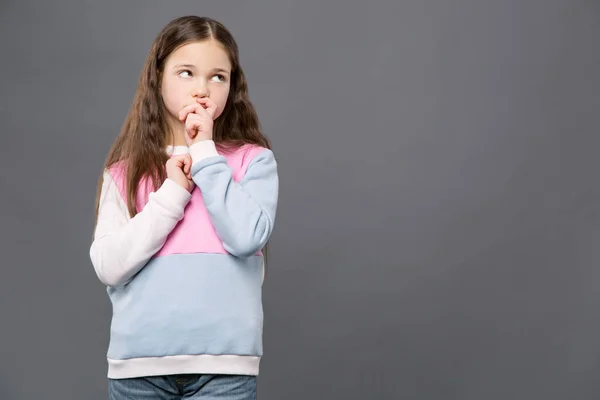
213, 68, 230, 74
173, 63, 196, 69
172, 64, 230, 75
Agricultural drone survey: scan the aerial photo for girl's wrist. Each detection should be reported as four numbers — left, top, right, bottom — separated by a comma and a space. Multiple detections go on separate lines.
189, 140, 219, 164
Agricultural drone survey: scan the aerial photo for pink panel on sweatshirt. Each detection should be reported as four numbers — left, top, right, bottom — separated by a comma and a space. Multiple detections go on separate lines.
108, 144, 266, 257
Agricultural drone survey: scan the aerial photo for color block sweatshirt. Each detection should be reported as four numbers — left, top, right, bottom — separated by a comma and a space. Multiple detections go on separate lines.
89, 140, 278, 379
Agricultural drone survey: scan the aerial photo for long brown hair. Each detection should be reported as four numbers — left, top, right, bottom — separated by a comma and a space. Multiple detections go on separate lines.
93, 16, 272, 262
95, 15, 271, 219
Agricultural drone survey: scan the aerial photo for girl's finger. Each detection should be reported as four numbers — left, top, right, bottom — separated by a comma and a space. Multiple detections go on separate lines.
185, 117, 201, 138
196, 97, 217, 119
178, 104, 197, 121
183, 156, 191, 174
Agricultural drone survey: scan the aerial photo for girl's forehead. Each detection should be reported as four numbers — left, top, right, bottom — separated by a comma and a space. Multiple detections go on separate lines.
167, 40, 231, 69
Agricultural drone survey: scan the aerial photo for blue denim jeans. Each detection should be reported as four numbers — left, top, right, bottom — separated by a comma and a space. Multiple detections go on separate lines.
108, 374, 256, 399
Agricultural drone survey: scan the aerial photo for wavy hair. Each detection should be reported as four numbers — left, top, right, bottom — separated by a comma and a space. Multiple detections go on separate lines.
94, 15, 271, 220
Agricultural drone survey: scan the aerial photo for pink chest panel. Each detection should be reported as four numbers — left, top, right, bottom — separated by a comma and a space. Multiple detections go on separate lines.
109, 144, 265, 257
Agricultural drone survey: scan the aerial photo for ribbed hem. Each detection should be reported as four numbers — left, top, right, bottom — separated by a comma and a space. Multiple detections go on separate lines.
107, 354, 261, 379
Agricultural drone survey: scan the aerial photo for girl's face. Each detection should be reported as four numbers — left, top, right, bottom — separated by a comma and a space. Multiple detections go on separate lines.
161, 40, 232, 132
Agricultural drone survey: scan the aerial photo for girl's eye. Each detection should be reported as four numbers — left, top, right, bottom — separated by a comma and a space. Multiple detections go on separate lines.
211, 74, 226, 82
179, 70, 192, 78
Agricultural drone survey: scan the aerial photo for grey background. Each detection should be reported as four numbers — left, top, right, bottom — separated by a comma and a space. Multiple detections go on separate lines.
1, 0, 599, 399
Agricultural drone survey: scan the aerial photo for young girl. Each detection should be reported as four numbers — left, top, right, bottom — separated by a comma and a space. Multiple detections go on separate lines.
90, 15, 278, 399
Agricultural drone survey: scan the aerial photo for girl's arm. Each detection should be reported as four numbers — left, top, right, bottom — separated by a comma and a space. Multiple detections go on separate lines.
89, 171, 192, 287
189, 141, 279, 258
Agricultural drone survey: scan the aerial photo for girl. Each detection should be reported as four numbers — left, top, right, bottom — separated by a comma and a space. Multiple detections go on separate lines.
90, 15, 278, 399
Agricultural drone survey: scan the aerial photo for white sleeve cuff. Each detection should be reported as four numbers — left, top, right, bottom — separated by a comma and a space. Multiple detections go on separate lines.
189, 140, 220, 164
153, 178, 192, 213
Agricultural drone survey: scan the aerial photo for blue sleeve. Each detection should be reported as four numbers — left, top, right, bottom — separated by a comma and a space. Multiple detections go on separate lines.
190, 149, 279, 258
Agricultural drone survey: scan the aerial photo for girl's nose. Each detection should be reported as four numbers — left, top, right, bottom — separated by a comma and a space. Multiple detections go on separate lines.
192, 86, 209, 98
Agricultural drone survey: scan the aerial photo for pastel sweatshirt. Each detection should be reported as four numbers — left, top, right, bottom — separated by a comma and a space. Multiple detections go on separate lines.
89, 140, 278, 379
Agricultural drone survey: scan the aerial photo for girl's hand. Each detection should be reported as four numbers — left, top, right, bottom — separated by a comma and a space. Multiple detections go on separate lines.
179, 97, 218, 146
166, 154, 194, 192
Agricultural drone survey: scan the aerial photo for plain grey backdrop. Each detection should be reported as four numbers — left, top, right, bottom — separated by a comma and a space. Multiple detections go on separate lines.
1, 0, 600, 399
